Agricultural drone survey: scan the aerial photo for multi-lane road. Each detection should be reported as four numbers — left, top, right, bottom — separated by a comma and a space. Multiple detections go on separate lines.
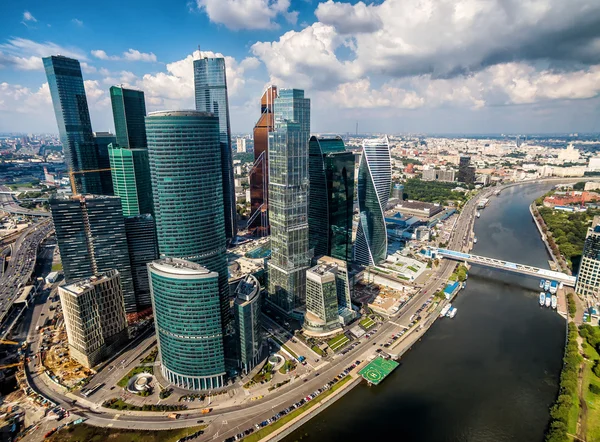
0, 185, 50, 217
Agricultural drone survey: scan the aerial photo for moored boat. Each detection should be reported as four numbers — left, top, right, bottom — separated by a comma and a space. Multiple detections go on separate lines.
551, 295, 557, 310
539, 292, 546, 306
545, 294, 552, 308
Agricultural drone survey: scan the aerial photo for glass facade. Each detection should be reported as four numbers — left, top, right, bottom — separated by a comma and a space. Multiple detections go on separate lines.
43, 55, 104, 194
234, 275, 263, 374
194, 57, 236, 242
124, 214, 158, 309
308, 136, 354, 263
110, 86, 148, 149
93, 132, 115, 195
576, 220, 600, 297
149, 258, 225, 390
267, 89, 311, 313
354, 137, 392, 266
108, 145, 154, 216
50, 195, 136, 313
249, 86, 277, 236
146, 110, 230, 330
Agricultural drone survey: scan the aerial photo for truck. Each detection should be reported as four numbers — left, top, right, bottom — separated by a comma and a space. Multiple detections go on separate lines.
201, 408, 212, 414
297, 356, 306, 365
168, 413, 180, 419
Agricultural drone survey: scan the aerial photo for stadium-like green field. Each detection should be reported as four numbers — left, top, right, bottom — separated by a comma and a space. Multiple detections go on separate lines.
328, 334, 350, 352
359, 317, 376, 329
358, 357, 399, 385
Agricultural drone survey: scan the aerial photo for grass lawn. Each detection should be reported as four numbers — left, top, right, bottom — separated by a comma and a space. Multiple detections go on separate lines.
407, 265, 419, 272
117, 366, 154, 388
359, 317, 375, 330
48, 423, 205, 442
51, 262, 63, 271
583, 343, 600, 441
243, 376, 353, 442
311, 345, 324, 356
327, 335, 350, 352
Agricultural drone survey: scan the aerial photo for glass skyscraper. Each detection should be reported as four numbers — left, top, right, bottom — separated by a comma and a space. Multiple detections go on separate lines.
249, 86, 277, 236
50, 194, 136, 313
576, 216, 600, 298
146, 110, 230, 330
110, 86, 148, 149
93, 132, 115, 195
234, 275, 263, 374
193, 56, 236, 242
124, 214, 158, 309
148, 258, 225, 390
354, 137, 392, 266
43, 55, 104, 194
308, 136, 355, 263
267, 89, 311, 314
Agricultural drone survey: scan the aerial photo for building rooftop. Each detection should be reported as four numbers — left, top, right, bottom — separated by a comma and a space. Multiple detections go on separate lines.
235, 274, 260, 303
149, 257, 212, 276
61, 270, 119, 296
147, 110, 215, 118
395, 200, 440, 211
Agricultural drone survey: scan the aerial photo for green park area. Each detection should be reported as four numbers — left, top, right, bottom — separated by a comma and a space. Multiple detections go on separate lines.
402, 178, 469, 205
359, 317, 376, 330
328, 334, 350, 352
578, 324, 600, 441
51, 262, 63, 272
48, 423, 205, 442
358, 357, 399, 386
117, 366, 154, 388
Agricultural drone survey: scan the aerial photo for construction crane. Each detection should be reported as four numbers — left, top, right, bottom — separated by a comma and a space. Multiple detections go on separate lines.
0, 339, 20, 346
0, 362, 23, 370
68, 169, 112, 195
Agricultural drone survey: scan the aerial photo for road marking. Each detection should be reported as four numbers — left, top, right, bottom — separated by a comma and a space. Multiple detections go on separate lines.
390, 322, 408, 328
107, 423, 113, 427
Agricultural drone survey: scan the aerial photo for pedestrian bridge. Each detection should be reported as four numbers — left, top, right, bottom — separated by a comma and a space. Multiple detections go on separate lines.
430, 248, 577, 287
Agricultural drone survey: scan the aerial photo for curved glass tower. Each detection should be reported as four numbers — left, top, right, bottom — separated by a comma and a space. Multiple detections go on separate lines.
308, 136, 354, 263
354, 137, 391, 266
146, 110, 230, 329
148, 258, 225, 390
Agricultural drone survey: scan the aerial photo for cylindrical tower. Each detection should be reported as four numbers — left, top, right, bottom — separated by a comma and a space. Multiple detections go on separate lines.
148, 258, 225, 390
146, 110, 230, 330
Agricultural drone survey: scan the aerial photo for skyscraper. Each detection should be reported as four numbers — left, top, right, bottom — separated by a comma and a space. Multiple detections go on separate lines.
93, 131, 115, 195
146, 110, 230, 329
249, 86, 277, 236
458, 155, 475, 184
59, 270, 128, 368
354, 137, 392, 266
110, 86, 148, 149
43, 55, 103, 194
234, 275, 263, 374
124, 214, 158, 309
50, 194, 136, 313
576, 216, 600, 298
308, 136, 354, 263
193, 56, 236, 242
108, 86, 153, 216
267, 89, 311, 314
148, 258, 225, 390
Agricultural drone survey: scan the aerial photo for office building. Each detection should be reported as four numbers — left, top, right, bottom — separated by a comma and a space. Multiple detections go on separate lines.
249, 86, 277, 236
108, 145, 153, 216
422, 168, 456, 183
576, 216, 600, 298
458, 156, 475, 184
50, 195, 136, 313
354, 137, 392, 266
124, 214, 158, 309
267, 89, 311, 314
194, 56, 236, 242
394, 200, 443, 220
43, 55, 103, 194
392, 183, 404, 201
234, 275, 263, 374
308, 136, 354, 263
303, 256, 355, 336
236, 138, 247, 153
146, 110, 230, 329
110, 86, 148, 149
93, 132, 115, 195
59, 270, 128, 368
148, 258, 225, 390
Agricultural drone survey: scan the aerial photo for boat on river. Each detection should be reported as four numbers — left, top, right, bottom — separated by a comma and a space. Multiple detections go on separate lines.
539, 292, 546, 306
476, 212, 481, 218
473, 237, 478, 244
447, 307, 458, 318
544, 280, 551, 291
551, 295, 557, 310
440, 305, 451, 317
545, 294, 552, 308
539, 279, 545, 289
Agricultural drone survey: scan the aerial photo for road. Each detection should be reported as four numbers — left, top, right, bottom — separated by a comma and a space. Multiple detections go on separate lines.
0, 185, 50, 217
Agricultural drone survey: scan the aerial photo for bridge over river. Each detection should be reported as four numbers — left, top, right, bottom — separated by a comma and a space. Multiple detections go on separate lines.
429, 248, 577, 287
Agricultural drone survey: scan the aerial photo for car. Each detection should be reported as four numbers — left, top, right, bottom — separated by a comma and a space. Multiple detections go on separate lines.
315, 373, 320, 377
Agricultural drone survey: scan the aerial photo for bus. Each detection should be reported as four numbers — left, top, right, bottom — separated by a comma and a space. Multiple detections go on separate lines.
82, 383, 104, 397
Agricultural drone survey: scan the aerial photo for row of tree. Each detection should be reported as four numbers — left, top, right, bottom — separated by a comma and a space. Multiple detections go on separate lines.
402, 178, 469, 205
545, 322, 580, 442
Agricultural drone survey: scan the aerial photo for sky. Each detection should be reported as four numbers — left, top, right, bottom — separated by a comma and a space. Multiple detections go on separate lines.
1, 0, 600, 135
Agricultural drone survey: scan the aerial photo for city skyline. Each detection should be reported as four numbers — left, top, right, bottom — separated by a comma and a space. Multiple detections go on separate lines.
2, 0, 600, 135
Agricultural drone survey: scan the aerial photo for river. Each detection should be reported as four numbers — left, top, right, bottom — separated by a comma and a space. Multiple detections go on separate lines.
282, 183, 566, 442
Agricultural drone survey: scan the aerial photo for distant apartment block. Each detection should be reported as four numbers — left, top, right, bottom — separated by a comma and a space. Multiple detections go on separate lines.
58, 270, 128, 368
422, 168, 456, 183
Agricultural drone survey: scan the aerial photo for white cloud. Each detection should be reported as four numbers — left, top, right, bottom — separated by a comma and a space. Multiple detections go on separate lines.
0, 38, 87, 71
315, 1, 382, 34
331, 78, 424, 109
23, 11, 37, 22
91, 49, 157, 62
122, 49, 157, 62
80, 62, 96, 74
196, 0, 298, 30
72, 18, 84, 27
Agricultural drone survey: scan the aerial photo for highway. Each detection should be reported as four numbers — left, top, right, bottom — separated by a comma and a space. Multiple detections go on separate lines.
0, 219, 53, 324
0, 185, 51, 217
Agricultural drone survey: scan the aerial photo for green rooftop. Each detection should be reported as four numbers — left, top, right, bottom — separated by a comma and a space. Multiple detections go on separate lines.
358, 357, 399, 385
